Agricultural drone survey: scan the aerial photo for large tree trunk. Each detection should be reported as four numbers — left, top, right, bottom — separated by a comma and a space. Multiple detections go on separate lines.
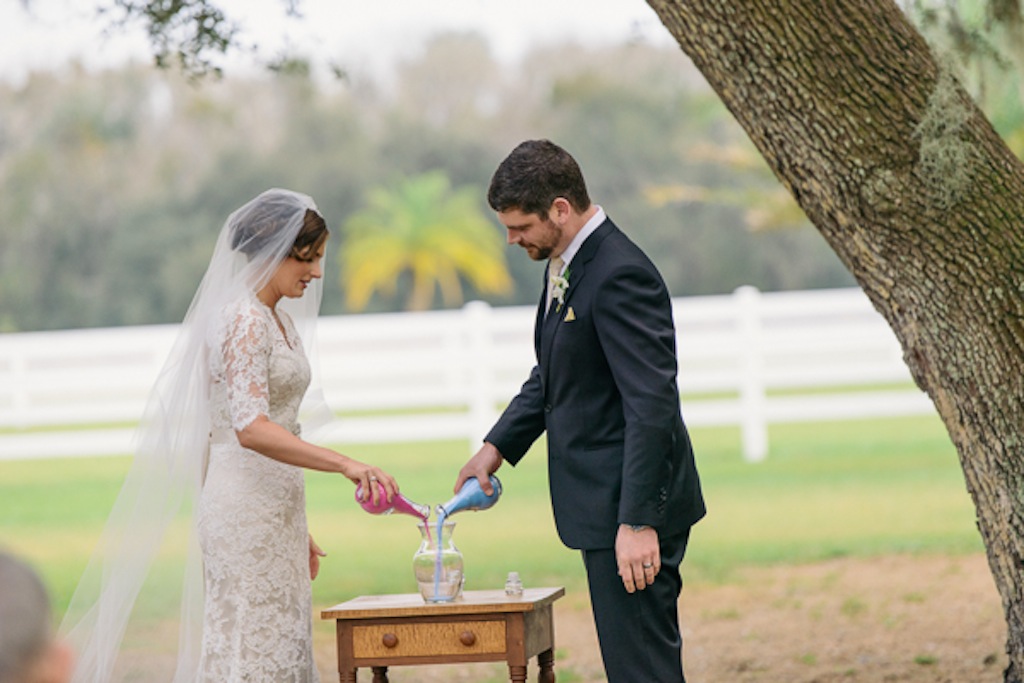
647, 0, 1024, 678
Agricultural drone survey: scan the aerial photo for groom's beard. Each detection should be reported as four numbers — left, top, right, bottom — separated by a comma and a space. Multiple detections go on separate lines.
523, 219, 562, 261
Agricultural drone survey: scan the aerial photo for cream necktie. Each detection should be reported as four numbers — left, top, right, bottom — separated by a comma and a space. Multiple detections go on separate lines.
546, 255, 565, 314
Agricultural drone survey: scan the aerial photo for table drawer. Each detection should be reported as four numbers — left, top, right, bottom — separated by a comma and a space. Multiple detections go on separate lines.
353, 620, 506, 658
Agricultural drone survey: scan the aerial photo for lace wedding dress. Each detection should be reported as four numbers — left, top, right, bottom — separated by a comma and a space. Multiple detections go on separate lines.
196, 297, 320, 682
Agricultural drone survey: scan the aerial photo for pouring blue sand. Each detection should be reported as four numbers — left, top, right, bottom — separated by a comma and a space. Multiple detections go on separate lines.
431, 475, 502, 601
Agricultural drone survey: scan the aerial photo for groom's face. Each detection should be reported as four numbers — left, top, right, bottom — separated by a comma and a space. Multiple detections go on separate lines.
497, 207, 562, 262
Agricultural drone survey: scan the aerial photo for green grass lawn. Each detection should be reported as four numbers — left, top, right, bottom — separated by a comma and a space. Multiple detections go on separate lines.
0, 414, 983, 619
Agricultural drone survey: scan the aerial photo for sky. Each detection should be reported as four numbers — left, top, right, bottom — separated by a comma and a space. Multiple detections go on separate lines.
0, 0, 676, 85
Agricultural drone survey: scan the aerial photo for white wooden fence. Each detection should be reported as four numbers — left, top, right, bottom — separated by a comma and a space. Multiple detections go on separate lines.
0, 286, 935, 463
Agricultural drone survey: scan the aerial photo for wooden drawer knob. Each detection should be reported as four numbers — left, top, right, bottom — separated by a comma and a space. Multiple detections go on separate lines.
459, 630, 476, 647
382, 633, 398, 648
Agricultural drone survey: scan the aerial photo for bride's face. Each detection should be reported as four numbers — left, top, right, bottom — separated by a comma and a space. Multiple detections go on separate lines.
269, 240, 327, 300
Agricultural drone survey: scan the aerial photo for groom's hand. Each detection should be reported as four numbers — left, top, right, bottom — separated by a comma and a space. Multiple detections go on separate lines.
615, 524, 660, 593
454, 442, 503, 494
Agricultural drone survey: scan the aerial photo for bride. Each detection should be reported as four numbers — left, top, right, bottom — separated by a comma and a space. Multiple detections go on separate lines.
61, 189, 398, 682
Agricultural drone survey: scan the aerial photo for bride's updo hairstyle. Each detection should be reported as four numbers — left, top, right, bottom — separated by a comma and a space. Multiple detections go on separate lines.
290, 209, 329, 261
229, 190, 328, 262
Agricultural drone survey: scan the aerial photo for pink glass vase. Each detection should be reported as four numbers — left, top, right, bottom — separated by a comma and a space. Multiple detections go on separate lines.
354, 481, 429, 521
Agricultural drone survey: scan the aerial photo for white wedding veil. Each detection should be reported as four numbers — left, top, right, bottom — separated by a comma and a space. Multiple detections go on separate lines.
60, 188, 333, 682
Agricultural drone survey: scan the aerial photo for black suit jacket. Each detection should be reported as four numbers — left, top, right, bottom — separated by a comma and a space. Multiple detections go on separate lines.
486, 218, 705, 550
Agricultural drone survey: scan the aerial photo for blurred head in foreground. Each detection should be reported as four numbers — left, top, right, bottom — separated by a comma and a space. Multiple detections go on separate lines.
0, 551, 73, 683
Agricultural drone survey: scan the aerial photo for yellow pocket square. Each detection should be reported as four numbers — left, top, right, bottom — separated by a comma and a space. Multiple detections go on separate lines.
564, 306, 576, 322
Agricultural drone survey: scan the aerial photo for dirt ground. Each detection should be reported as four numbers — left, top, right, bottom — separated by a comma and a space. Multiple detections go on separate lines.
314, 553, 1007, 682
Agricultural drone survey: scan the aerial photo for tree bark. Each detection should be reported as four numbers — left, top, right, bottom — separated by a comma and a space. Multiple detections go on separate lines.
646, 0, 1024, 679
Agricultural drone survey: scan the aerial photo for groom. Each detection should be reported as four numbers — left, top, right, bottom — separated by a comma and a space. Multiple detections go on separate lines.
455, 139, 705, 681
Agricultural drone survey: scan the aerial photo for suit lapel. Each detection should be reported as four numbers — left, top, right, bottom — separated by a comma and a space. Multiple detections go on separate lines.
539, 219, 616, 383
533, 272, 547, 354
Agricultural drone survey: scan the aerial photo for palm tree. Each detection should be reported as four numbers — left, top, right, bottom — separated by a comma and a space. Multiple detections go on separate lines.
340, 171, 513, 311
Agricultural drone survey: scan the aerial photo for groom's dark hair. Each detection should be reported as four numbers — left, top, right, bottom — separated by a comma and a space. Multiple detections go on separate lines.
488, 139, 591, 217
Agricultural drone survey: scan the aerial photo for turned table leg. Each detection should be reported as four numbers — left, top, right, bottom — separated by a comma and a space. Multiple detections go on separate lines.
370, 666, 389, 683
339, 670, 356, 683
508, 664, 528, 682
537, 648, 555, 683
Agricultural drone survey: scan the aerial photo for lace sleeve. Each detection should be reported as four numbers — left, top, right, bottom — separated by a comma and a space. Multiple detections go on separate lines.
221, 304, 271, 431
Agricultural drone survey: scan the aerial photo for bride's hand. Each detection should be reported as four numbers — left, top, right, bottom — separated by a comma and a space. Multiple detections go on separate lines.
308, 534, 326, 580
342, 459, 398, 506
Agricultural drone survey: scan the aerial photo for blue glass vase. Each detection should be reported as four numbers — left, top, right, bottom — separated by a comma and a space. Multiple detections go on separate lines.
437, 474, 502, 518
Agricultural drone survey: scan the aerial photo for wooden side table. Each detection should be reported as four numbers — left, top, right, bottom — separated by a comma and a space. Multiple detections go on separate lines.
321, 587, 564, 682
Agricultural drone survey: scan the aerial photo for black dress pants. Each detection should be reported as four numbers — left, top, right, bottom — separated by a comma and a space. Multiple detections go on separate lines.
581, 529, 691, 683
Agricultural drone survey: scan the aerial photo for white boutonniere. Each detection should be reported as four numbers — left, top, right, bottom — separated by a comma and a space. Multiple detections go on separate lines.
551, 268, 570, 312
